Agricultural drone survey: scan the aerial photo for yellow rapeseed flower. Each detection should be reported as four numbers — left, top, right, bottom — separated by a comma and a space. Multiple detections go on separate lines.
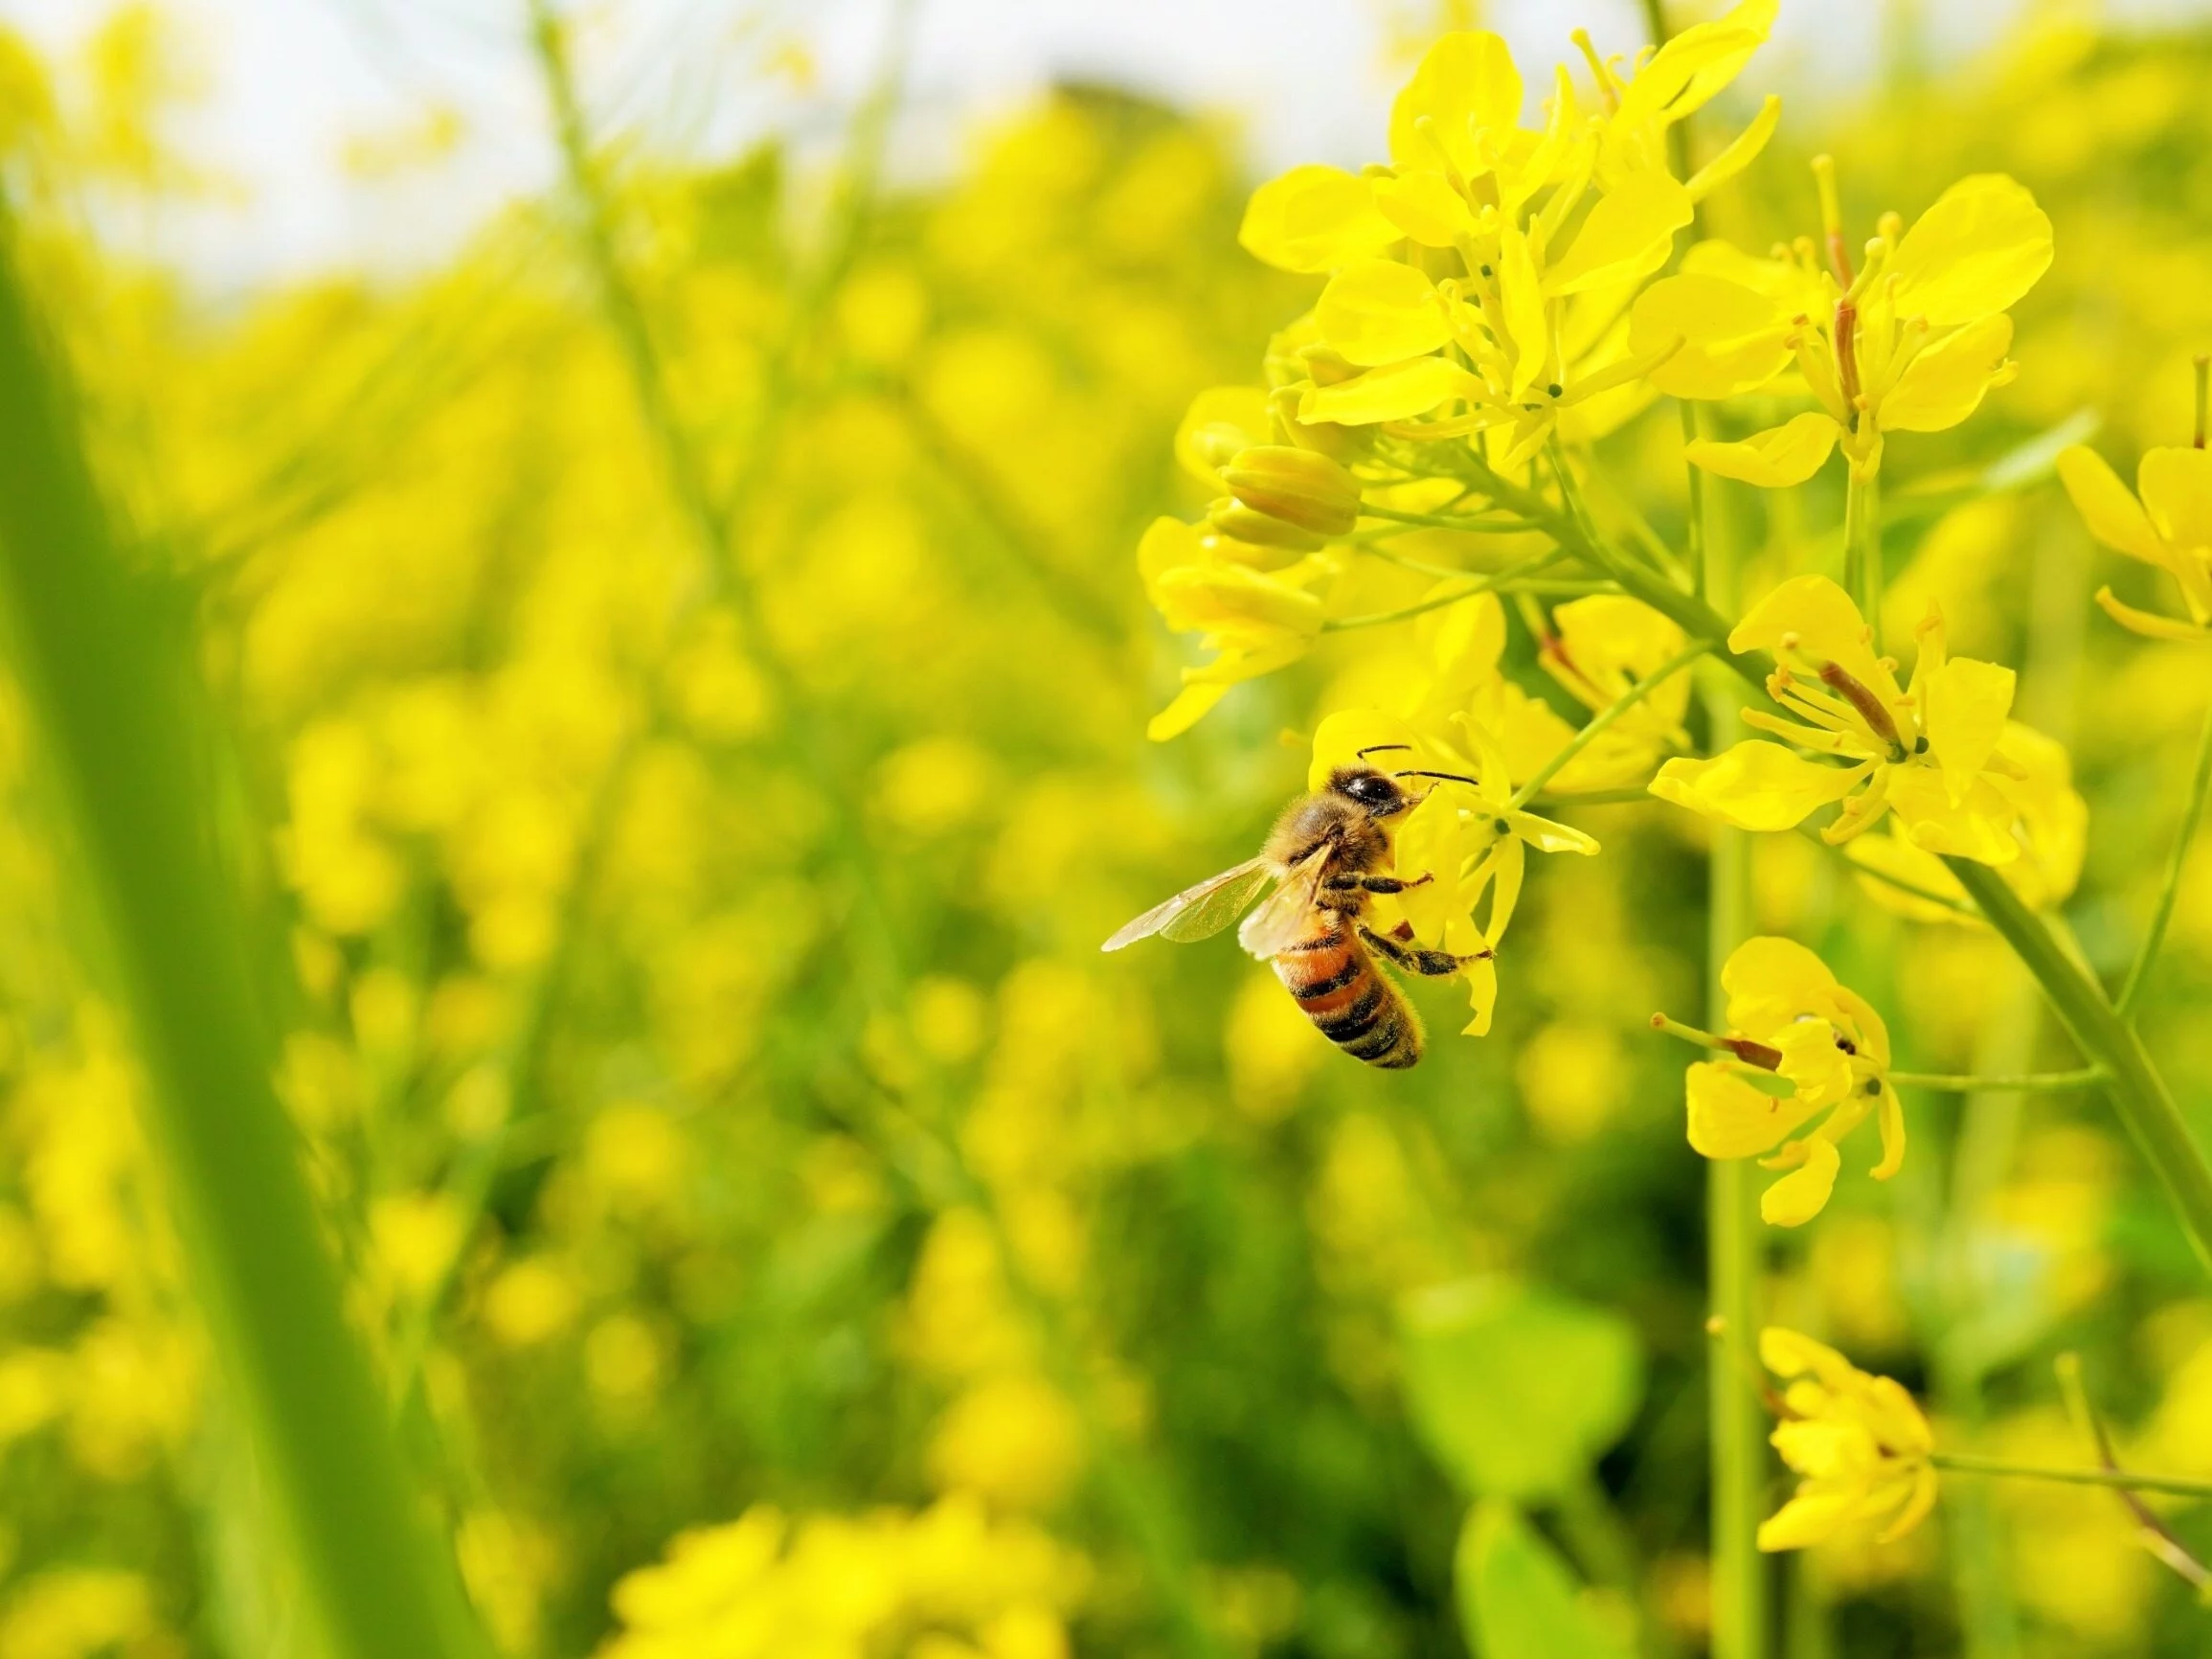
1311, 707, 1596, 1035
1659, 937, 1903, 1227
1757, 1328, 1937, 1551
1633, 168, 2051, 484
2057, 440, 2212, 640
1651, 575, 2028, 863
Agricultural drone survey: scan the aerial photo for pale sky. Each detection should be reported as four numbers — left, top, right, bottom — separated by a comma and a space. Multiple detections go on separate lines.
3, 0, 2204, 291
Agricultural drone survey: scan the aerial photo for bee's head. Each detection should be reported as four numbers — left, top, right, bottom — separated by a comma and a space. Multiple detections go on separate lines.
1327, 766, 1411, 817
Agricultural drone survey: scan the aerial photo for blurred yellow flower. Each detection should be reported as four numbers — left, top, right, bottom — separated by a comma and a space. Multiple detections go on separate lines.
1653, 576, 2030, 863
1666, 937, 1902, 1227
2058, 440, 2212, 641
1757, 1327, 1936, 1551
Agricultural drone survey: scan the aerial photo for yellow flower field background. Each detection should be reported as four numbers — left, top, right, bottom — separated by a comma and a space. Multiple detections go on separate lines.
6, 3, 2212, 1656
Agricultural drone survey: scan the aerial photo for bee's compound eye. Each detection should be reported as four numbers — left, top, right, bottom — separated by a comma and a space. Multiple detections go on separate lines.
1347, 773, 1396, 805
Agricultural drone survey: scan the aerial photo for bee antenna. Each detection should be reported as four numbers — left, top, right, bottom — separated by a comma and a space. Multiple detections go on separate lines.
1393, 769, 1479, 786
1356, 743, 1414, 759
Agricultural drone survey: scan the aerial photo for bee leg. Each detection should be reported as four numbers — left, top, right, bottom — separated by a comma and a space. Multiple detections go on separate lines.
1358, 924, 1488, 978
1352, 874, 1432, 895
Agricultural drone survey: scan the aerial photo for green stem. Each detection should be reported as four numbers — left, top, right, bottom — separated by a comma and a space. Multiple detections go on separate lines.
1536, 785, 1667, 807
2118, 692, 2212, 1015
1682, 401, 1707, 599
1357, 504, 1531, 534
1508, 643, 1707, 809
1696, 425, 1768, 1659
1887, 1068, 2105, 1092
1322, 547, 1568, 631
0, 218, 485, 1659
1931, 1454, 2212, 1501
1946, 858, 2212, 1276
1844, 468, 1883, 650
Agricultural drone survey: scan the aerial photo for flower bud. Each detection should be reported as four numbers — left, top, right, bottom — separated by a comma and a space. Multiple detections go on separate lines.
1207, 499, 1326, 552
1218, 445, 1362, 540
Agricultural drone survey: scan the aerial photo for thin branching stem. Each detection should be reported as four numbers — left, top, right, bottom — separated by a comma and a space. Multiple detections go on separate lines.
1887, 1068, 2106, 1092
1322, 547, 1570, 630
1508, 643, 1708, 810
1931, 1454, 2212, 1502
2118, 692, 2212, 1015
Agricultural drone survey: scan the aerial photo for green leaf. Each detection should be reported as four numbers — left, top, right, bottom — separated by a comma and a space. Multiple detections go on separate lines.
1456, 1502, 1637, 1659
1398, 1278, 1643, 1499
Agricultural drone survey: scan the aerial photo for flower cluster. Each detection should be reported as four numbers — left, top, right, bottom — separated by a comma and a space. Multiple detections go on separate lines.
1659, 938, 1903, 1227
1653, 574, 2070, 867
1138, 5, 1780, 738
1757, 1328, 1937, 1551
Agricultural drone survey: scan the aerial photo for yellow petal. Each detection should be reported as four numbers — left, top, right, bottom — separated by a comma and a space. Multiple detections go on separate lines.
1503, 809, 1599, 856
1870, 1083, 1906, 1181
1759, 1328, 1857, 1385
1139, 515, 1208, 608
1316, 259, 1452, 368
1723, 935, 1841, 1035
1686, 412, 1838, 488
1147, 682, 1229, 741
2057, 445, 2168, 565
1173, 386, 1271, 492
1499, 216, 1548, 400
1370, 170, 1477, 247
1650, 742, 1864, 832
1922, 654, 2016, 805
1629, 273, 1792, 398
1760, 1133, 1841, 1226
1685, 93, 1781, 203
1388, 31, 1524, 180
1685, 1062, 1822, 1159
1756, 1486, 1861, 1553
1771, 1018, 1853, 1108
1153, 562, 1326, 638
1308, 708, 1425, 790
1300, 356, 1476, 426
1728, 573, 1891, 697
1886, 173, 2053, 327
1877, 314, 2014, 433
1873, 1463, 1939, 1544
1486, 832, 1526, 940
2137, 445, 2212, 548
1238, 165, 1402, 274
2093, 585, 2212, 642
1543, 172, 1693, 296
1458, 947, 1500, 1037
1620, 0, 1776, 130
1884, 767, 2021, 865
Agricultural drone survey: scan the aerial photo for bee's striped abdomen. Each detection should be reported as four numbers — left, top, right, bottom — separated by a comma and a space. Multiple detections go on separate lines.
1274, 926, 1422, 1069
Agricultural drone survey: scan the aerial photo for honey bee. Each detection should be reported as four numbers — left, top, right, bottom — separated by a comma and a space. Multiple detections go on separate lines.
1102, 749, 1489, 1069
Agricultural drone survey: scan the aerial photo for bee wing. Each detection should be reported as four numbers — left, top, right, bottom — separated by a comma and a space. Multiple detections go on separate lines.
1101, 856, 1277, 951
1236, 842, 1336, 961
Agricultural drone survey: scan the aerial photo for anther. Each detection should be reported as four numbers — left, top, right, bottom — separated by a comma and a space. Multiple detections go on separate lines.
1817, 659, 1907, 753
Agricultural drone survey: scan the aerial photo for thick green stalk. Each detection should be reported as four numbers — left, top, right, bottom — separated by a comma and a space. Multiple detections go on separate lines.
0, 224, 484, 1656
1698, 449, 1768, 1659
2118, 692, 2212, 1014
1946, 859, 2212, 1275
1843, 468, 1883, 648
